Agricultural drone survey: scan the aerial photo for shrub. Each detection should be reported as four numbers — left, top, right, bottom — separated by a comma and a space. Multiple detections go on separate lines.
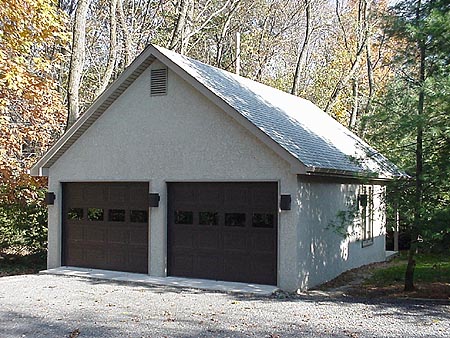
0, 177, 48, 254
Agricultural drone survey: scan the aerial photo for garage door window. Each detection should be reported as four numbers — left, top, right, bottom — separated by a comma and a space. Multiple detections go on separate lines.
130, 210, 148, 223
175, 211, 193, 224
252, 213, 274, 228
68, 208, 83, 220
109, 209, 125, 222
199, 212, 218, 225
225, 213, 245, 227
87, 208, 104, 221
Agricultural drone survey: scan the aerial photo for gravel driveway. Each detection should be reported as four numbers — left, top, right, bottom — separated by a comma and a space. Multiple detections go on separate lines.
0, 274, 448, 338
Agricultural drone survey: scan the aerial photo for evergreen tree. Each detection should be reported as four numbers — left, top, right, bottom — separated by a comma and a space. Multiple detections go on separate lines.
365, 0, 450, 290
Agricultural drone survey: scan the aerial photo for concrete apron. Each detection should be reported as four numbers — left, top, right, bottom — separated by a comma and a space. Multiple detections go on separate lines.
40, 267, 279, 296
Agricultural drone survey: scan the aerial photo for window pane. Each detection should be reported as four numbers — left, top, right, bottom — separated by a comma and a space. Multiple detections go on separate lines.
130, 210, 148, 223
174, 211, 193, 224
109, 209, 125, 222
252, 213, 274, 228
225, 213, 245, 227
68, 208, 83, 220
199, 212, 218, 225
88, 208, 104, 221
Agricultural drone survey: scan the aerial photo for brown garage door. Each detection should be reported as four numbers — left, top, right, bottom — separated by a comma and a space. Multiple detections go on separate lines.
168, 182, 277, 285
63, 182, 149, 273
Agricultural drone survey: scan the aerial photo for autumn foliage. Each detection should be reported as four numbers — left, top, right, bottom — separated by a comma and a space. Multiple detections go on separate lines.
0, 0, 67, 252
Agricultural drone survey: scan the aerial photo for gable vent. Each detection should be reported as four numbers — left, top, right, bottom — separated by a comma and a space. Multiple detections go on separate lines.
150, 68, 168, 96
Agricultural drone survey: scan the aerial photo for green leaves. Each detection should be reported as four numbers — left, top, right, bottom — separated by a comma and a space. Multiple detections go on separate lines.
0, 179, 48, 254
366, 0, 450, 254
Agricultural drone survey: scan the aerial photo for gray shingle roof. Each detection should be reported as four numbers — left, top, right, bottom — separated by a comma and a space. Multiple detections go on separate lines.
155, 45, 405, 179
31, 44, 405, 179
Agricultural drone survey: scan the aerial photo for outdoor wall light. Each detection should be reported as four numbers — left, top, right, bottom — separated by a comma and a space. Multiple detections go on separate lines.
280, 194, 291, 210
149, 193, 160, 207
45, 192, 56, 205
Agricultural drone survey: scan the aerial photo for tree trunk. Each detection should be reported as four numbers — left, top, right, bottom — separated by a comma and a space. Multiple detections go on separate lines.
324, 41, 366, 114
360, 35, 374, 137
169, 0, 191, 53
291, 0, 311, 96
349, 76, 359, 130
215, 14, 231, 67
94, 0, 118, 99
66, 0, 90, 129
180, 2, 194, 55
117, 0, 133, 67
405, 0, 426, 292
325, 0, 368, 115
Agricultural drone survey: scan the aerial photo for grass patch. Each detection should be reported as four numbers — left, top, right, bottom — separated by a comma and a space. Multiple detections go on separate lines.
366, 252, 450, 286
0, 251, 46, 277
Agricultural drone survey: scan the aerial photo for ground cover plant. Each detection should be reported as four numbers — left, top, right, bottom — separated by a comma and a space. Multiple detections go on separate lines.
318, 252, 450, 300
367, 253, 450, 286
0, 251, 46, 277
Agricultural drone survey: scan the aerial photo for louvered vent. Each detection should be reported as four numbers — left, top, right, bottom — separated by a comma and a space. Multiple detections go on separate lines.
150, 68, 168, 96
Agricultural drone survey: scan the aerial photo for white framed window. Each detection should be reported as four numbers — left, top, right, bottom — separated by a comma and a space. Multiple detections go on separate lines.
359, 185, 374, 247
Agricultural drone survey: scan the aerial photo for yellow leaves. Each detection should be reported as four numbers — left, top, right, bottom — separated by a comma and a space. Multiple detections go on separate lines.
0, 0, 69, 54
0, 0, 67, 179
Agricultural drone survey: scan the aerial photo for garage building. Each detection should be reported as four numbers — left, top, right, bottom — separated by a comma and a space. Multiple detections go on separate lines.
31, 44, 404, 291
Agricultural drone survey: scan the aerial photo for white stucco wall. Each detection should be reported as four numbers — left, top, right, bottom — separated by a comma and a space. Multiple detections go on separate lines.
295, 179, 386, 289
47, 60, 300, 291
46, 59, 388, 292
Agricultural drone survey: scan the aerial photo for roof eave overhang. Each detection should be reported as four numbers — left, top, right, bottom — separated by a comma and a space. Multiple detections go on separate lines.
304, 166, 396, 183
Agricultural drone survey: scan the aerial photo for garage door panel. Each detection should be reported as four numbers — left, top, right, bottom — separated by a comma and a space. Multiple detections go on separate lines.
172, 255, 194, 275
65, 244, 84, 265
249, 258, 276, 284
172, 227, 194, 248
173, 185, 197, 203
198, 186, 223, 206
223, 255, 250, 282
108, 185, 128, 204
108, 246, 127, 267
65, 224, 83, 240
224, 186, 249, 208
127, 257, 148, 273
63, 182, 149, 273
130, 190, 149, 208
84, 246, 107, 264
82, 185, 107, 204
129, 228, 149, 245
194, 255, 221, 279
223, 232, 247, 251
107, 228, 128, 244
250, 233, 276, 253
195, 230, 220, 249
251, 187, 277, 208
85, 226, 107, 242
168, 182, 277, 285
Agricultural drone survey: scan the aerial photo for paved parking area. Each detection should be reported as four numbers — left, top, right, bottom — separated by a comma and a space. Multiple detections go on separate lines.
1, 274, 449, 337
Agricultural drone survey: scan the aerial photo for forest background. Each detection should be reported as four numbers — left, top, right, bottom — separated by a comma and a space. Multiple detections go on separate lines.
0, 0, 449, 290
